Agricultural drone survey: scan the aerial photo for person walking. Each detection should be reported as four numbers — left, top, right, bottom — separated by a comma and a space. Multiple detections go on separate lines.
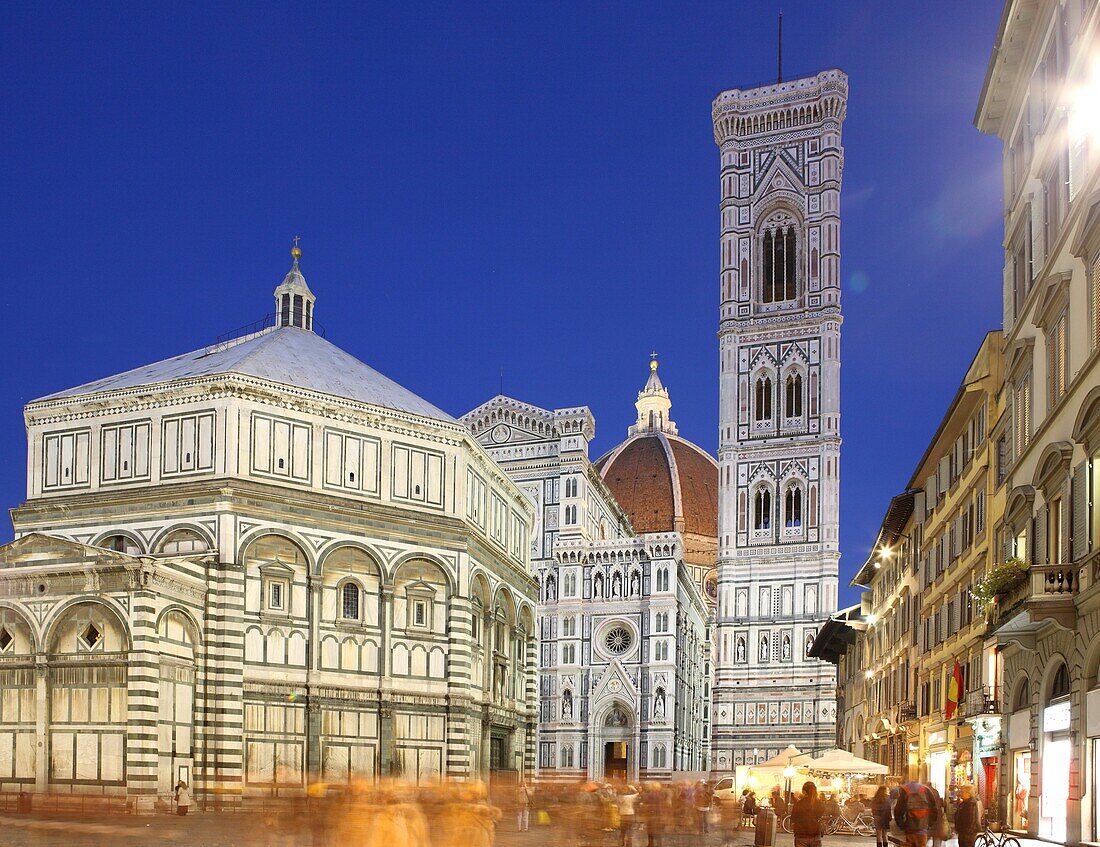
790, 782, 825, 847
694, 780, 712, 835
870, 786, 891, 847
954, 786, 980, 847
174, 780, 191, 816
618, 785, 640, 847
516, 780, 532, 832
893, 781, 939, 847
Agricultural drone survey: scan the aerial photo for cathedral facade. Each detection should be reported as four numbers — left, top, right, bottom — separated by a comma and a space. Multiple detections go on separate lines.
710, 70, 848, 770
463, 360, 714, 780
0, 251, 538, 807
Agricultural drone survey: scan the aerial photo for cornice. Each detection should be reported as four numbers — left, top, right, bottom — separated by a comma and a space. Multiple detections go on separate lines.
25, 375, 468, 448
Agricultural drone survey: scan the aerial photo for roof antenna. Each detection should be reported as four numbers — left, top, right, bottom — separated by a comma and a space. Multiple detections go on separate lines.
777, 10, 783, 84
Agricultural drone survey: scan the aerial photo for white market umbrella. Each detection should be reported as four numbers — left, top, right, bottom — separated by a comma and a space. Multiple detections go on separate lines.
807, 748, 888, 775
757, 745, 812, 769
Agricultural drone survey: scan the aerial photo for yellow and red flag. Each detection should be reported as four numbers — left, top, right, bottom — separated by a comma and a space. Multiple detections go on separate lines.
945, 659, 964, 719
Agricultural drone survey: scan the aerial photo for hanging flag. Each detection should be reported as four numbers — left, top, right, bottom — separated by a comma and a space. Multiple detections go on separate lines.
945, 659, 964, 719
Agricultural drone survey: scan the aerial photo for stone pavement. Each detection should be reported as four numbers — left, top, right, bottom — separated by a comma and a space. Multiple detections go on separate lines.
0, 814, 1066, 847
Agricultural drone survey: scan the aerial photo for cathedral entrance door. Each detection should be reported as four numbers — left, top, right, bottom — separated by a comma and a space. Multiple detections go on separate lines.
604, 742, 628, 780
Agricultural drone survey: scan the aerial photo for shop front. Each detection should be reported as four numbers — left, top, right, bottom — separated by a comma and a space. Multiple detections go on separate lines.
926, 729, 950, 799
972, 717, 1002, 817
953, 724, 974, 797
1087, 685, 1100, 841
1005, 697, 1031, 831
1040, 697, 1071, 842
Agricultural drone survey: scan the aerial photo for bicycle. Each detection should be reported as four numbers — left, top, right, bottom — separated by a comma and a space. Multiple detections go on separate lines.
975, 821, 1020, 847
781, 811, 875, 837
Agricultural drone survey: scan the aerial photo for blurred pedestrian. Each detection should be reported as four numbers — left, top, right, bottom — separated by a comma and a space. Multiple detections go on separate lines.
618, 784, 639, 847
516, 780, 532, 832
694, 780, 712, 834
870, 786, 891, 847
955, 786, 980, 847
893, 781, 939, 847
790, 782, 824, 847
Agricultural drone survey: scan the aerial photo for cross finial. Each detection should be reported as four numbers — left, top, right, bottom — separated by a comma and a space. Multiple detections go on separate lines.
650, 350, 658, 361
290, 235, 302, 264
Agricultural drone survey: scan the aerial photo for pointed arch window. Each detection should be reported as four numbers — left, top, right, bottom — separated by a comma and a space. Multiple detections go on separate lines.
762, 226, 799, 303
754, 488, 772, 530
785, 486, 803, 528
785, 373, 803, 418
755, 376, 773, 421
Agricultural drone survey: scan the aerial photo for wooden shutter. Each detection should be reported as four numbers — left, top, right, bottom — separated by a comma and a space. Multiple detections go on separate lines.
1073, 461, 1090, 562
1004, 261, 1016, 330
1031, 199, 1045, 280
1033, 505, 1048, 566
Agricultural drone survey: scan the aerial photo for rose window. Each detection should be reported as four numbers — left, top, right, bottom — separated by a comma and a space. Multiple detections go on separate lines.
604, 626, 632, 654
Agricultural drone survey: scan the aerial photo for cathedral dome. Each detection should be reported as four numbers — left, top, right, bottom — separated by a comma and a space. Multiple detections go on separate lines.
594, 358, 718, 590
595, 431, 718, 538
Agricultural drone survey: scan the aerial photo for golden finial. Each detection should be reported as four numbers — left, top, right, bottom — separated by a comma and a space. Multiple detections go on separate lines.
290, 235, 302, 262
650, 351, 659, 371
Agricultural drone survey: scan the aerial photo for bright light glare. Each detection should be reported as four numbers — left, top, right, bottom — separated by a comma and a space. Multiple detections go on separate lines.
879, 545, 893, 558
865, 670, 874, 679
1070, 57, 1100, 145
865, 613, 878, 625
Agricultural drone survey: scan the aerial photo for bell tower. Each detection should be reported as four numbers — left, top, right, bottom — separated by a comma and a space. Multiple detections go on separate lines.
710, 70, 848, 769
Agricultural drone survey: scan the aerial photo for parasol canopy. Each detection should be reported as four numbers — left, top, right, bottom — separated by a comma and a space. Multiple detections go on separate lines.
757, 745, 814, 769
806, 748, 888, 775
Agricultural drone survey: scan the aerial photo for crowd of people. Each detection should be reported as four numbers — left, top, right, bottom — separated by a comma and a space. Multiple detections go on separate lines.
143, 775, 990, 847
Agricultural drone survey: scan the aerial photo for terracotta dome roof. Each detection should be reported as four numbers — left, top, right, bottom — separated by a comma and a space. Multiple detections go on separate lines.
595, 432, 718, 539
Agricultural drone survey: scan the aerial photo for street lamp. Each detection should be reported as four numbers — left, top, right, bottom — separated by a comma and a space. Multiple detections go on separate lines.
783, 765, 796, 805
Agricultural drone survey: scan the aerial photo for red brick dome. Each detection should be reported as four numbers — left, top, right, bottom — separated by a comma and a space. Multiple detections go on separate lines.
595, 432, 718, 539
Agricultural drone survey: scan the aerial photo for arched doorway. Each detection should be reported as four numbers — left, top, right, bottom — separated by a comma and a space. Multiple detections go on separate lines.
599, 702, 634, 780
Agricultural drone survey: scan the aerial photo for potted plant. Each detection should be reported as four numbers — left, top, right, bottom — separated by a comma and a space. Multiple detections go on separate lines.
972, 557, 1028, 607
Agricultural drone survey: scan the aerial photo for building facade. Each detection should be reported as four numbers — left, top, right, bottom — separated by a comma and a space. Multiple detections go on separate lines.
461, 360, 712, 780
976, 0, 1100, 842
0, 250, 539, 808
711, 70, 848, 769
907, 333, 1005, 808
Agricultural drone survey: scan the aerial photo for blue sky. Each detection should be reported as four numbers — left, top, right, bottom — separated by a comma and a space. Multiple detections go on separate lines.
1, 1, 1004, 607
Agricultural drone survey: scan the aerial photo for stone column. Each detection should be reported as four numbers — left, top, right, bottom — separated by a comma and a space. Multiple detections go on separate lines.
379, 706, 394, 776
379, 586, 394, 777
196, 557, 246, 809
125, 571, 161, 812
305, 581, 322, 780
34, 654, 46, 791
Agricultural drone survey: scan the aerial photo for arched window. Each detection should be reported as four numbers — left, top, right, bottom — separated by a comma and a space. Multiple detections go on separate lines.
341, 582, 361, 621
1050, 663, 1071, 701
785, 486, 803, 528
754, 489, 772, 530
158, 529, 210, 555
762, 226, 798, 303
755, 377, 773, 421
1014, 677, 1031, 711
786, 373, 803, 418
100, 534, 140, 555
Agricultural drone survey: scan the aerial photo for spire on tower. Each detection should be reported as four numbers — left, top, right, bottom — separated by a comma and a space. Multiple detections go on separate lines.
777, 10, 784, 84
274, 237, 316, 331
